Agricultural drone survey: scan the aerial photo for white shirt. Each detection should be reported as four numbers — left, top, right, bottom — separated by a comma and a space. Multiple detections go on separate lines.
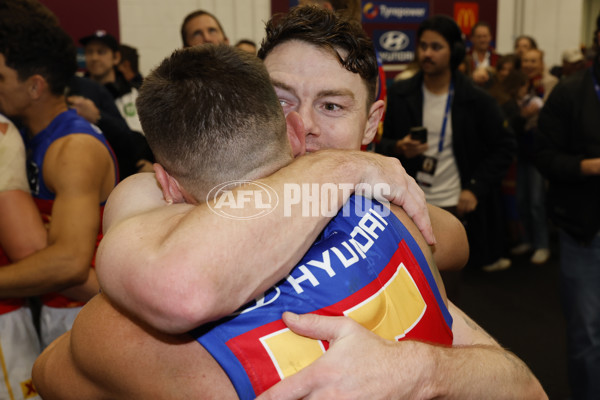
420, 85, 461, 207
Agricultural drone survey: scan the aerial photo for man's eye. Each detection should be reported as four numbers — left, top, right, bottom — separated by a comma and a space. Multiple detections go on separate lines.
324, 103, 341, 111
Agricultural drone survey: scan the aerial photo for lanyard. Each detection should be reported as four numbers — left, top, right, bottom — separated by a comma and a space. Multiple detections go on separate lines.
592, 68, 600, 103
438, 80, 454, 153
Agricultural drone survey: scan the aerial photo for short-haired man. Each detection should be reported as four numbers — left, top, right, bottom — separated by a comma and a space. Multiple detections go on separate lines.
467, 21, 500, 86
35, 7, 545, 400
378, 15, 515, 273
181, 9, 228, 47
33, 42, 445, 400
0, 0, 117, 348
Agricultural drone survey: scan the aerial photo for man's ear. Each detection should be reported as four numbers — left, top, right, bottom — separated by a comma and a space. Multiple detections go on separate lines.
153, 163, 187, 204
362, 99, 385, 145
113, 50, 122, 66
28, 75, 47, 100
285, 111, 306, 157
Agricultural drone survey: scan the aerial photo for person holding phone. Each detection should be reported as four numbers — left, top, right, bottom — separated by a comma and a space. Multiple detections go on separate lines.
378, 15, 516, 274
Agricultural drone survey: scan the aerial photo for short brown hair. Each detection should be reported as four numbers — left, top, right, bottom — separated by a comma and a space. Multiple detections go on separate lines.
137, 45, 289, 198
258, 6, 378, 107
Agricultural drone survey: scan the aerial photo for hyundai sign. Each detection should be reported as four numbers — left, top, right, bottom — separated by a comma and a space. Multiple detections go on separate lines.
362, 2, 429, 23
374, 29, 415, 63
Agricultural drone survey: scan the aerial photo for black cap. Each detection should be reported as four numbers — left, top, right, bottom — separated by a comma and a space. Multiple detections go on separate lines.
79, 30, 119, 51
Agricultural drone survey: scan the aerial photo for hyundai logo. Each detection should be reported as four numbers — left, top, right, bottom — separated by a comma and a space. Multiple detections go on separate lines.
379, 31, 410, 52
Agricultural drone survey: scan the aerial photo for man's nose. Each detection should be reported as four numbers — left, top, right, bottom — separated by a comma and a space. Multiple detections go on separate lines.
298, 104, 319, 137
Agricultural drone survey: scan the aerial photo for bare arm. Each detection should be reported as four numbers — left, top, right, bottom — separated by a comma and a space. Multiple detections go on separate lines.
0, 134, 113, 297
0, 189, 46, 261
96, 150, 432, 334
427, 204, 469, 271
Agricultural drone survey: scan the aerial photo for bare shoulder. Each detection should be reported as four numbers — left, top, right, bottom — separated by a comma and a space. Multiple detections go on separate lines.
35, 293, 237, 399
103, 172, 166, 232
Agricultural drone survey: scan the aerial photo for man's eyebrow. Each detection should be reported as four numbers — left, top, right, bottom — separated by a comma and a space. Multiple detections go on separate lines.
270, 79, 296, 95
316, 89, 355, 101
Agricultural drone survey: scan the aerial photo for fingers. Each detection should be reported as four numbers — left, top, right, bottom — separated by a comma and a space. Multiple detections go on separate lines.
281, 312, 351, 342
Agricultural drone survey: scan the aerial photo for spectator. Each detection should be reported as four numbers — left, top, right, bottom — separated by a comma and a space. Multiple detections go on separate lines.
180, 9, 228, 47
522, 49, 558, 101
557, 48, 586, 79
514, 35, 538, 60
0, 114, 46, 400
234, 39, 257, 54
80, 31, 143, 134
117, 44, 143, 89
0, 0, 117, 348
510, 48, 556, 265
536, 12, 600, 399
496, 53, 520, 82
378, 15, 515, 274
467, 21, 501, 87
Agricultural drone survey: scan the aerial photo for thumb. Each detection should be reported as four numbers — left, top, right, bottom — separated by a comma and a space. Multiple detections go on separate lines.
282, 312, 352, 342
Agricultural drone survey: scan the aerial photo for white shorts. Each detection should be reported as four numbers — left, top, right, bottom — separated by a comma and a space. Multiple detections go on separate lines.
0, 306, 41, 400
39, 305, 82, 350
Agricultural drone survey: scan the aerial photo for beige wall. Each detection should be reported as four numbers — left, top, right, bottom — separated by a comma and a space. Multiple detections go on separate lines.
118, 0, 271, 75
120, 0, 596, 76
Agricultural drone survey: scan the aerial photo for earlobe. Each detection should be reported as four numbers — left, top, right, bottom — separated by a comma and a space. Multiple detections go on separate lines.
153, 163, 186, 204
285, 111, 306, 157
362, 99, 385, 145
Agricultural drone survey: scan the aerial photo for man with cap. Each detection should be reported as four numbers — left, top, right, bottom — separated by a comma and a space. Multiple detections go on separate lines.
536, 12, 600, 400
80, 30, 143, 134
560, 48, 586, 78
79, 30, 153, 174
378, 15, 515, 274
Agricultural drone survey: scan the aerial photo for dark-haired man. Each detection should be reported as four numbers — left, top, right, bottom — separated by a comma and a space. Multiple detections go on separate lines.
34, 42, 448, 400
36, 7, 544, 400
181, 9, 229, 47
378, 15, 515, 273
0, 0, 117, 349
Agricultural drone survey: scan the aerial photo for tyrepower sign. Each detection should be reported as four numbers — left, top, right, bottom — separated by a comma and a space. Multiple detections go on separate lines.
454, 2, 479, 36
373, 29, 416, 64
362, 2, 429, 23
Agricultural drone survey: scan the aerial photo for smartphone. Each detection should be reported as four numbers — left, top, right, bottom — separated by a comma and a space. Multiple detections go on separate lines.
410, 127, 427, 143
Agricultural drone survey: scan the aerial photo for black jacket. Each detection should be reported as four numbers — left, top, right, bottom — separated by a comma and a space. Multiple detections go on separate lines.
379, 71, 516, 201
536, 62, 600, 242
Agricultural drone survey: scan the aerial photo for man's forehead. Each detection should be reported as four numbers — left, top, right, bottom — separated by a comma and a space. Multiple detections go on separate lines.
188, 14, 221, 32
264, 41, 366, 100
419, 30, 448, 44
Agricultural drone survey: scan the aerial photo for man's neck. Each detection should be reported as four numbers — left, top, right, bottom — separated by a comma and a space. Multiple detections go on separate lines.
23, 95, 69, 137
474, 48, 488, 62
423, 69, 452, 95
